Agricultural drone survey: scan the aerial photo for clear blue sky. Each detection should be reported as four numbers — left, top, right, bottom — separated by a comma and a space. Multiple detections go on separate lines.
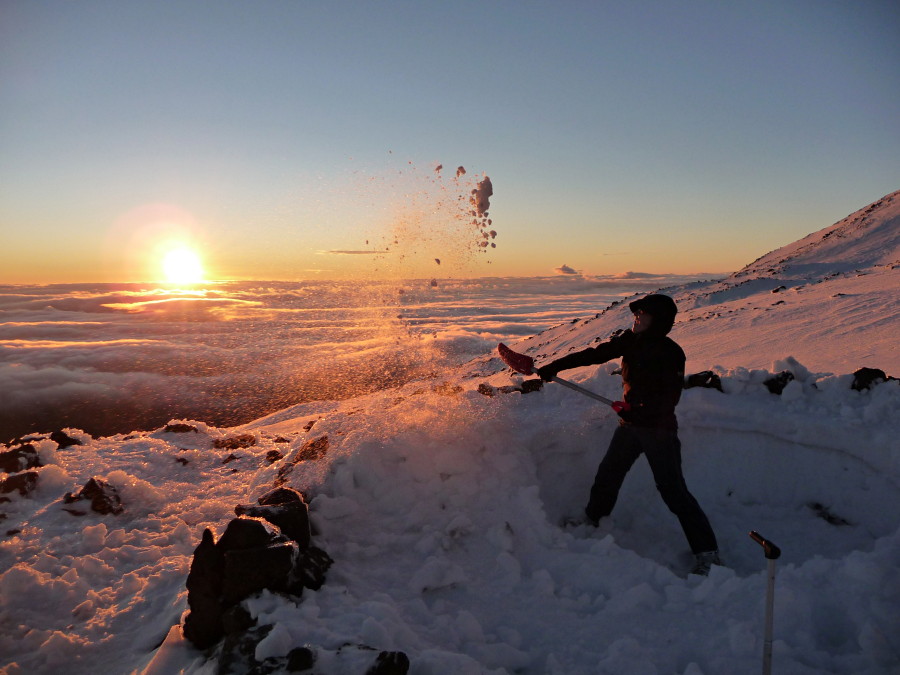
2, 0, 898, 282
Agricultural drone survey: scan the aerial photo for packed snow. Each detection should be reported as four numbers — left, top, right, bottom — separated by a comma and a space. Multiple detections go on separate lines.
1, 192, 898, 674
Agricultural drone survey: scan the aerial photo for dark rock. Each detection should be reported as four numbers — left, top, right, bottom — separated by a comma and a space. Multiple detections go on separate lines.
49, 430, 82, 448
258, 487, 304, 506
217, 517, 278, 552
235, 500, 311, 549
275, 436, 329, 487
295, 546, 334, 591
163, 423, 199, 434
478, 380, 543, 397
685, 371, 723, 392
764, 371, 794, 395
175, 457, 189, 466
851, 367, 890, 391
265, 450, 284, 464
366, 651, 411, 675
183, 506, 332, 653
272, 436, 291, 444
286, 646, 316, 671
296, 436, 329, 461
221, 604, 257, 636
221, 543, 297, 606
214, 434, 257, 450
477, 383, 496, 397
183, 528, 227, 649
218, 623, 273, 675
302, 419, 316, 432
222, 453, 240, 464
520, 378, 543, 394
63, 477, 124, 515
0, 471, 39, 497
0, 444, 42, 473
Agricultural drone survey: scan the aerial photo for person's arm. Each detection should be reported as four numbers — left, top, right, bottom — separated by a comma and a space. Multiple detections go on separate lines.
536, 331, 630, 381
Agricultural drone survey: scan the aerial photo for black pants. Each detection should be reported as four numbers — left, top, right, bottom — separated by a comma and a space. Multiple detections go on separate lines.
585, 425, 718, 554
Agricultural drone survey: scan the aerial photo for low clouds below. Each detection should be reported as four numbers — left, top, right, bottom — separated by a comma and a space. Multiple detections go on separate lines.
0, 275, 718, 440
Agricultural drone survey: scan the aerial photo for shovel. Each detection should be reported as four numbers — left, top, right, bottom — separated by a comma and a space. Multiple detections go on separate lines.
497, 343, 629, 413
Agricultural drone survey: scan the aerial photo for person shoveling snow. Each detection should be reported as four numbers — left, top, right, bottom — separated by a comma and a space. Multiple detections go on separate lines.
503, 293, 722, 576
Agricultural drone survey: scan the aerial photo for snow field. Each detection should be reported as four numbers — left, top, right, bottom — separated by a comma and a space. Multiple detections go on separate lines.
1, 358, 897, 673
234, 363, 897, 674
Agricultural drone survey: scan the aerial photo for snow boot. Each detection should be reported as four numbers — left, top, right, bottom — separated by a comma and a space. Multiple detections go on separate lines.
690, 550, 722, 576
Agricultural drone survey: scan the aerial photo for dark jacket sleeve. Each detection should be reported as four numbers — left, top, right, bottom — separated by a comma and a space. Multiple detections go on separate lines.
538, 331, 631, 378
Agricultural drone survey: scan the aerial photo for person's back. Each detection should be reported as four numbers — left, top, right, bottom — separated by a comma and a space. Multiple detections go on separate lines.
618, 329, 685, 430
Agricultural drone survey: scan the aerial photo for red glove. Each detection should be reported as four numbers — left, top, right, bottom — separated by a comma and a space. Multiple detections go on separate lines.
611, 401, 631, 414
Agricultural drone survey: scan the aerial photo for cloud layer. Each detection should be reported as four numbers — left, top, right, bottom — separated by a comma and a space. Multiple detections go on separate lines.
0, 275, 715, 440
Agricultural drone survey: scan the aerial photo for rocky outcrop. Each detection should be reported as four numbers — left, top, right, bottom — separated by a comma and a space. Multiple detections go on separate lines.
182, 487, 332, 651
63, 477, 124, 515
0, 444, 42, 473
181, 483, 409, 674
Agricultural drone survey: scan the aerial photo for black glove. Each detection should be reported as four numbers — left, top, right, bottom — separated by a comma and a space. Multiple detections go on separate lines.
535, 365, 559, 382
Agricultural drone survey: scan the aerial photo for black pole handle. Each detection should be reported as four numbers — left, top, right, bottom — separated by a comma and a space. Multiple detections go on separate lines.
750, 531, 781, 559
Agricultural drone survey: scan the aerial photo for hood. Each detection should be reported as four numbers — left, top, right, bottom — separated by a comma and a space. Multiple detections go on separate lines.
629, 293, 678, 337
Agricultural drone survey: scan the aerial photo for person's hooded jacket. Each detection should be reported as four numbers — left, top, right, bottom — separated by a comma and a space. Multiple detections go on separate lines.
537, 294, 685, 430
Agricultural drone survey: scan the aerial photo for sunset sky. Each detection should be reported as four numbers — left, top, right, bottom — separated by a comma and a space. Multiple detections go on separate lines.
2, 1, 898, 283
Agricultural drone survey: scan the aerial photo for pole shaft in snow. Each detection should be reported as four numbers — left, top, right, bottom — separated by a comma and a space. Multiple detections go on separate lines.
763, 558, 776, 675
750, 531, 780, 675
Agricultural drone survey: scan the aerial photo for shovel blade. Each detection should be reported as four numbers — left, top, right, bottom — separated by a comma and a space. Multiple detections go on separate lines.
498, 343, 535, 375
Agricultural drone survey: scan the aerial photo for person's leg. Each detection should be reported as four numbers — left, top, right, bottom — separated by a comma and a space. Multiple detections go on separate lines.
585, 425, 643, 524
641, 429, 718, 554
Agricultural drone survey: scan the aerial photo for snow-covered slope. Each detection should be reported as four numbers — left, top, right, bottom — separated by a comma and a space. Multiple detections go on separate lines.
1, 192, 898, 675
478, 190, 899, 375
737, 190, 900, 277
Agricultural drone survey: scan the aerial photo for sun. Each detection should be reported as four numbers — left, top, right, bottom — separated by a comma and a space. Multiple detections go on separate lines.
162, 246, 205, 284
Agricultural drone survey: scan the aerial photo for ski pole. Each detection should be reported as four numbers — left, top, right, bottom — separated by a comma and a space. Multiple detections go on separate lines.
750, 531, 781, 675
